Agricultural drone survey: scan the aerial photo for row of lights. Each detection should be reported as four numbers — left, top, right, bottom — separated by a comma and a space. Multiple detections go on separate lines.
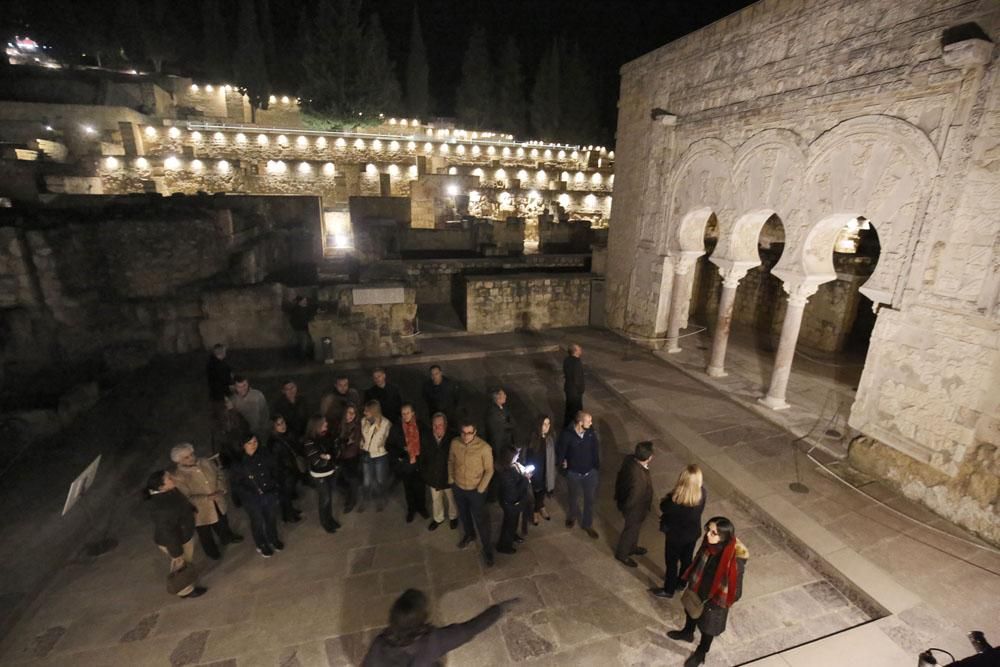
188, 83, 298, 107
462, 189, 608, 209
143, 127, 614, 161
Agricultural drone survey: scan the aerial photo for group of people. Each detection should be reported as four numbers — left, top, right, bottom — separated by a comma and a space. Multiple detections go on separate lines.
145, 340, 749, 667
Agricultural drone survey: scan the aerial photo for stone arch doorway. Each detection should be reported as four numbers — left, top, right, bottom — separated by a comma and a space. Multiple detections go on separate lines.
661, 208, 717, 351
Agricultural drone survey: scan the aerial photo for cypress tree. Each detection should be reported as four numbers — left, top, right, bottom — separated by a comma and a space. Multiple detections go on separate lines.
496, 36, 526, 137
455, 26, 493, 129
201, 0, 230, 81
560, 42, 598, 143
235, 0, 271, 121
530, 41, 561, 139
359, 14, 403, 118
405, 5, 431, 119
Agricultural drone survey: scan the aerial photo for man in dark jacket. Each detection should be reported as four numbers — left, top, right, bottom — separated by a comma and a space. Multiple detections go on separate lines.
420, 413, 458, 531
484, 387, 515, 460
557, 411, 600, 539
146, 470, 206, 599
362, 589, 518, 666
422, 365, 460, 423
364, 368, 404, 424
613, 441, 654, 567
272, 380, 309, 439
323, 374, 361, 427
285, 295, 317, 360
206, 344, 233, 404
229, 434, 284, 557
562, 344, 585, 427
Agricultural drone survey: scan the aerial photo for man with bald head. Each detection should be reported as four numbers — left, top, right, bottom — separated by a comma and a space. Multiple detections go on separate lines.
557, 411, 600, 539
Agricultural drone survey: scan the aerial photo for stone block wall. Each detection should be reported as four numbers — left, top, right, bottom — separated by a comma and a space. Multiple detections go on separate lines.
198, 283, 292, 350
463, 273, 593, 334
309, 284, 418, 360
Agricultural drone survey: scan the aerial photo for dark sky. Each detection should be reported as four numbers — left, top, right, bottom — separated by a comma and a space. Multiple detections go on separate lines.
1, 0, 757, 143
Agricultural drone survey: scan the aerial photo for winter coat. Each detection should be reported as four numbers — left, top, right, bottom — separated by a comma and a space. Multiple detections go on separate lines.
497, 465, 530, 508
526, 431, 556, 493
272, 394, 309, 438
149, 488, 196, 557
420, 429, 455, 490
229, 448, 282, 506
206, 355, 233, 401
659, 488, 707, 545
172, 457, 229, 526
303, 435, 339, 478
268, 431, 304, 476
364, 384, 403, 423
690, 541, 748, 636
563, 355, 585, 397
361, 604, 504, 667
557, 425, 600, 474
448, 435, 494, 493
423, 376, 460, 420
614, 455, 652, 520
485, 403, 515, 455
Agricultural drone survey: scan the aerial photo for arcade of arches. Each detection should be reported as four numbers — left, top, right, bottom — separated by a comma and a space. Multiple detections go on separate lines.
606, 0, 999, 544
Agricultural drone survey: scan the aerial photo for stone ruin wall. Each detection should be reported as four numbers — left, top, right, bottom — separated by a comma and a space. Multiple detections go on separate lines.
609, 0, 1000, 541
463, 273, 593, 334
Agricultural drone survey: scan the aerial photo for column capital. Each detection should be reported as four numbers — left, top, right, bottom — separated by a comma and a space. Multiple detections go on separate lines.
671, 250, 703, 276
781, 280, 821, 308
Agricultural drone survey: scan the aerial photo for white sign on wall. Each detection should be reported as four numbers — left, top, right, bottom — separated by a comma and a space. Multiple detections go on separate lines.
353, 287, 405, 305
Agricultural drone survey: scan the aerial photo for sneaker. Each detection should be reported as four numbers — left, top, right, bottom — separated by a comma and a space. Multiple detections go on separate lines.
272, 540, 285, 552
449, 519, 459, 530
257, 546, 274, 558
584, 528, 599, 540
667, 630, 695, 643
513, 535, 524, 544
183, 586, 208, 599
428, 520, 442, 532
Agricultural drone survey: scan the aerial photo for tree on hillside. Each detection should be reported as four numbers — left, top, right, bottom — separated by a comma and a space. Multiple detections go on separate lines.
405, 5, 431, 119
455, 26, 493, 128
530, 41, 561, 139
201, 0, 230, 81
496, 36, 526, 137
560, 42, 599, 144
358, 14, 403, 117
235, 0, 271, 121
256, 0, 278, 82
299, 0, 365, 119
143, 0, 185, 73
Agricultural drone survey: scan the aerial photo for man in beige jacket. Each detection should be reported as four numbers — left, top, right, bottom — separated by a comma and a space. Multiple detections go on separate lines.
171, 443, 243, 559
448, 422, 495, 566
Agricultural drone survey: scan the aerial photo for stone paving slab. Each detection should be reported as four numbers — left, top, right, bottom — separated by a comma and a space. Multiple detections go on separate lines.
0, 343, 879, 666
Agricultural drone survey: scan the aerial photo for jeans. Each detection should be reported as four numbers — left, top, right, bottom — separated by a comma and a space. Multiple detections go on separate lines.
566, 470, 599, 529
361, 453, 389, 505
430, 486, 457, 523
314, 474, 339, 530
664, 537, 697, 593
453, 486, 492, 556
242, 492, 280, 549
294, 330, 314, 359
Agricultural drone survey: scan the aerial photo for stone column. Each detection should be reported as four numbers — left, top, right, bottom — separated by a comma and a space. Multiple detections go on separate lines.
665, 253, 700, 353
706, 267, 748, 377
760, 285, 817, 410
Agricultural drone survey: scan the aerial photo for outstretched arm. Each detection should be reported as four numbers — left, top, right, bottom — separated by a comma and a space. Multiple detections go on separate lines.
424, 604, 505, 658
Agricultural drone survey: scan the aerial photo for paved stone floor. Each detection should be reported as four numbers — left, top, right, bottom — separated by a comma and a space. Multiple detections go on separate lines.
1, 327, 997, 666
2, 346, 874, 667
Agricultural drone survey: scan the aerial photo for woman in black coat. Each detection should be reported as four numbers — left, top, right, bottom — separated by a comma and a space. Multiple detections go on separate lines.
268, 415, 303, 523
145, 470, 206, 598
525, 415, 556, 524
667, 516, 748, 667
651, 464, 707, 598
496, 447, 531, 555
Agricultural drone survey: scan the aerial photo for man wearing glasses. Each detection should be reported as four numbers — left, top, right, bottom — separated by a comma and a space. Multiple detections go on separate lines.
448, 422, 496, 566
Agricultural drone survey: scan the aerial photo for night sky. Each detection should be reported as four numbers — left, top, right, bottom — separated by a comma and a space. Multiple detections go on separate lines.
0, 0, 757, 143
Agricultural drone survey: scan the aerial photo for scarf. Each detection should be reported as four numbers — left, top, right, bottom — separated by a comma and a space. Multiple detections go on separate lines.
683, 538, 743, 609
403, 420, 420, 459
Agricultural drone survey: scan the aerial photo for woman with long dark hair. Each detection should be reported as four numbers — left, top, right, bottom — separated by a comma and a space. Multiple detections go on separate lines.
525, 415, 556, 525
335, 402, 363, 512
667, 516, 749, 667
303, 415, 341, 533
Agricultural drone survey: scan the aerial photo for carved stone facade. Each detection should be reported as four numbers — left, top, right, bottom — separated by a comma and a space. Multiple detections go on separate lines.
609, 0, 999, 541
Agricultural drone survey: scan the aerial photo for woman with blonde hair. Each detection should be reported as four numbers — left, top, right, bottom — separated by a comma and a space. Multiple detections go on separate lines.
650, 464, 706, 599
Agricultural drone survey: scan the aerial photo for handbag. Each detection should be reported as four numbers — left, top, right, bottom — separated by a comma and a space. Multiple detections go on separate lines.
166, 563, 198, 595
681, 588, 705, 619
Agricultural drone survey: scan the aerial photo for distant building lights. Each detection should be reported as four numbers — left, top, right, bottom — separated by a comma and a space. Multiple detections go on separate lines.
456, 144, 466, 155
439, 144, 450, 154
584, 194, 597, 207
544, 149, 552, 159
530, 148, 538, 158
399, 119, 408, 126
257, 134, 268, 145
365, 163, 378, 175
191, 131, 202, 142
471, 168, 484, 179
609, 174, 614, 185
217, 160, 230, 173
536, 170, 547, 182
190, 159, 203, 172
571, 150, 579, 159
408, 165, 418, 178
389, 118, 397, 124
502, 147, 511, 157
104, 156, 119, 170
495, 168, 507, 180
144, 126, 157, 138
560, 171, 570, 181
406, 141, 416, 151
213, 132, 225, 143
322, 162, 335, 175
135, 157, 149, 169
296, 136, 308, 148
499, 191, 512, 206
168, 127, 181, 139
235, 133, 247, 144
487, 146, 496, 156
411, 119, 419, 126
335, 137, 347, 148
388, 164, 400, 176
372, 139, 382, 150
558, 193, 571, 207
164, 155, 181, 170
82, 124, 96, 135
266, 160, 286, 174
516, 169, 529, 181
528, 190, 540, 201
469, 190, 480, 203
190, 84, 199, 92
558, 150, 566, 159
574, 171, 585, 184
591, 172, 603, 185
354, 138, 366, 149
269, 95, 277, 104
446, 183, 460, 196
281, 96, 290, 104
471, 145, 480, 156
448, 166, 457, 175
277, 134, 288, 145
516, 147, 525, 157
608, 151, 615, 160
205, 84, 213, 92
316, 137, 327, 149
389, 140, 400, 151
298, 162, 311, 174
423, 142, 433, 153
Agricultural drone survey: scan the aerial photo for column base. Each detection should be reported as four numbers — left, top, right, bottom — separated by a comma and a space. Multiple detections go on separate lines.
758, 395, 790, 411
706, 366, 727, 378
666, 345, 682, 354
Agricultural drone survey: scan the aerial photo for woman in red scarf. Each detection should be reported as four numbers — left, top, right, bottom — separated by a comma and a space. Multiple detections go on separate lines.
667, 516, 749, 667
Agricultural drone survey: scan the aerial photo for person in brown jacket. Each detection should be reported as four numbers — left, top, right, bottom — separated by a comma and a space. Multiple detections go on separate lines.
170, 443, 243, 560
613, 441, 654, 567
448, 422, 495, 567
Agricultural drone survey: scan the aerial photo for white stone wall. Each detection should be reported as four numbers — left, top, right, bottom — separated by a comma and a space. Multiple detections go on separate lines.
610, 0, 1000, 537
